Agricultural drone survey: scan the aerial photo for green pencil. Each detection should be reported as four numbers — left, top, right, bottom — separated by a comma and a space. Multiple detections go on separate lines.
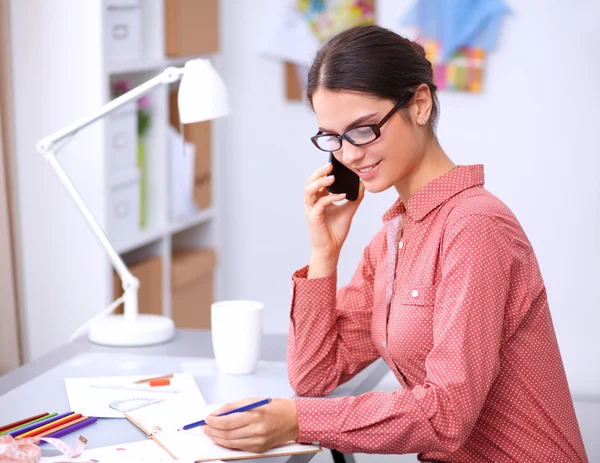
0, 413, 58, 436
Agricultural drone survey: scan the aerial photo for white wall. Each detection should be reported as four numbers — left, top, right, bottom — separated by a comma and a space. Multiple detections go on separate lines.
215, 0, 600, 397
10, 0, 110, 360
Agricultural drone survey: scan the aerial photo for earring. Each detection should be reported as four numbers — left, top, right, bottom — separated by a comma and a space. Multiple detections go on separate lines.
420, 119, 426, 125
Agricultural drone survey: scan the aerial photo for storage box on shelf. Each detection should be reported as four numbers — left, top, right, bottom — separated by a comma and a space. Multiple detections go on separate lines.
107, 74, 147, 249
164, 0, 220, 57
106, 0, 142, 62
107, 101, 138, 173
171, 248, 216, 329
113, 255, 163, 315
109, 165, 141, 247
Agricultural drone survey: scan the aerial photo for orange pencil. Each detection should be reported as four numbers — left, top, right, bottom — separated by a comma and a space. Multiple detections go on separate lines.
17, 413, 80, 439
35, 416, 88, 439
134, 374, 174, 384
149, 378, 171, 387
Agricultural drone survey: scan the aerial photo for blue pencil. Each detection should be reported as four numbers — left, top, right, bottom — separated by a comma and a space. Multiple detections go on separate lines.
178, 398, 271, 431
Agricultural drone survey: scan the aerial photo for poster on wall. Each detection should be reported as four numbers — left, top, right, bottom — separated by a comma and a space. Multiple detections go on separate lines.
261, 0, 375, 100
399, 0, 511, 93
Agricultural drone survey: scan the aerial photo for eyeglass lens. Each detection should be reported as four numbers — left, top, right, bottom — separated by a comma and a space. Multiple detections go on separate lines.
315, 126, 377, 151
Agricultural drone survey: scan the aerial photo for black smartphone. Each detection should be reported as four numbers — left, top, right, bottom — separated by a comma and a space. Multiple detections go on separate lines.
326, 152, 360, 201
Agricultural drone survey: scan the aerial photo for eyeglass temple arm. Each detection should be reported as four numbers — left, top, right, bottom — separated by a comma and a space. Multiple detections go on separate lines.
377, 91, 415, 128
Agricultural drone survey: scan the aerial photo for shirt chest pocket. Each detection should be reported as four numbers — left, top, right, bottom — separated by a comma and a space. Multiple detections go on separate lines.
387, 284, 436, 360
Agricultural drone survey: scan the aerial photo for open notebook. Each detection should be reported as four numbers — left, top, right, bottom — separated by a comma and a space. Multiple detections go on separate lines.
125, 393, 321, 462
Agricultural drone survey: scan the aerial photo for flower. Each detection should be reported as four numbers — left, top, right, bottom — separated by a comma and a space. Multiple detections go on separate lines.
110, 79, 151, 138
112, 79, 130, 95
137, 95, 151, 110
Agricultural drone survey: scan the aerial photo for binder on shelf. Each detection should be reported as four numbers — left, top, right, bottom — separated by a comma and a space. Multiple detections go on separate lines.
168, 126, 197, 220
169, 89, 212, 211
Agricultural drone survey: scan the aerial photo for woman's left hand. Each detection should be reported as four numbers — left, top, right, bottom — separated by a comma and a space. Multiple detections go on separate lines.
202, 398, 299, 453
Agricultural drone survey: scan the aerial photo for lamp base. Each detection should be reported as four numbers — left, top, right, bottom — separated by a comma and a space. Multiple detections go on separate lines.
87, 314, 175, 347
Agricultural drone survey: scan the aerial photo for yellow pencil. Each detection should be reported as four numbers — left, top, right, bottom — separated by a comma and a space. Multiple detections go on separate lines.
17, 413, 79, 439
35, 416, 88, 439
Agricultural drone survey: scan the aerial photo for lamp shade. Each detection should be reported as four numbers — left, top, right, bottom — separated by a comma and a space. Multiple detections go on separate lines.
178, 59, 229, 124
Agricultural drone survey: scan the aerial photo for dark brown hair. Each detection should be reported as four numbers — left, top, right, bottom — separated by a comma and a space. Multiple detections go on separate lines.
307, 25, 439, 129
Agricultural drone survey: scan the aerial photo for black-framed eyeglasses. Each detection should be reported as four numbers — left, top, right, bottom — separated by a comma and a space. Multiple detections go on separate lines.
310, 91, 415, 152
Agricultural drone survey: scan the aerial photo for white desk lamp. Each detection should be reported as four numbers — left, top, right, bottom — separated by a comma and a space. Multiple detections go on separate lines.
36, 59, 229, 347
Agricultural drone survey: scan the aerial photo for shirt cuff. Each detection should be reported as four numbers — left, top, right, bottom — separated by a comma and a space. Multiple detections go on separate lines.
290, 266, 337, 321
292, 265, 337, 282
291, 265, 337, 298
295, 396, 349, 449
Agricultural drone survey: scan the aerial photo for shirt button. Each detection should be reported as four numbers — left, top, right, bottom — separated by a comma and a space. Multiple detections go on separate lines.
398, 241, 404, 249
382, 340, 386, 348
411, 289, 419, 298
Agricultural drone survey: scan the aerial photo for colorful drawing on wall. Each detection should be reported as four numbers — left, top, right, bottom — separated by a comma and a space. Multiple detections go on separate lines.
286, 0, 375, 98
297, 0, 375, 44
260, 0, 375, 100
401, 0, 510, 93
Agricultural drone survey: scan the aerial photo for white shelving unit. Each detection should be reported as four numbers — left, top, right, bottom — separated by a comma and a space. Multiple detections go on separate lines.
10, 0, 222, 359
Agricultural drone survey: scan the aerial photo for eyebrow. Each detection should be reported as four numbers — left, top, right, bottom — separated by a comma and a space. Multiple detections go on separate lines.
318, 112, 379, 134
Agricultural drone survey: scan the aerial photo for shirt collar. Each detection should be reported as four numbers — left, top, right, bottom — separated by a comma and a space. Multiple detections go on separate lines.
382, 164, 485, 223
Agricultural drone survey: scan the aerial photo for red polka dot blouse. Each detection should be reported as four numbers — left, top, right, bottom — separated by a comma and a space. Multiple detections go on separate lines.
287, 165, 588, 462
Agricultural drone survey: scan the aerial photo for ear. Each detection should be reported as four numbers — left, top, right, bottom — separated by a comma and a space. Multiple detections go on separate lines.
412, 83, 433, 126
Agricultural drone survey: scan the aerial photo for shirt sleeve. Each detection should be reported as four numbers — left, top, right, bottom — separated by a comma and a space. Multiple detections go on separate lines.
286, 231, 384, 397
294, 215, 512, 454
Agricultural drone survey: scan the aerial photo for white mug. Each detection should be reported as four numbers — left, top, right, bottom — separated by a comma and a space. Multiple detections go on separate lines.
211, 300, 264, 375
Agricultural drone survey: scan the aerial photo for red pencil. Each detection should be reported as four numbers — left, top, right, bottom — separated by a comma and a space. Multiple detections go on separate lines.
0, 413, 49, 433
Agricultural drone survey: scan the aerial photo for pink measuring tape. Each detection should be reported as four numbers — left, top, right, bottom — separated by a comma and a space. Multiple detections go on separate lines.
0, 434, 87, 463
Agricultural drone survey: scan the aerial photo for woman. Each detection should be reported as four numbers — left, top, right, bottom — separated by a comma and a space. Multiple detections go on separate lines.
202, 25, 588, 462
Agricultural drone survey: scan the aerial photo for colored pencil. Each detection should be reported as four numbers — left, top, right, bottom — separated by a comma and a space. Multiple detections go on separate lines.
36, 416, 88, 438
9, 412, 70, 437
0, 414, 53, 436
149, 378, 170, 387
43, 417, 98, 440
133, 373, 174, 384
178, 398, 271, 431
0, 413, 49, 433
18, 413, 80, 439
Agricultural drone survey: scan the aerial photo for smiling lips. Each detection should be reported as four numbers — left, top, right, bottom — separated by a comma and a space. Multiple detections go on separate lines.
356, 160, 381, 174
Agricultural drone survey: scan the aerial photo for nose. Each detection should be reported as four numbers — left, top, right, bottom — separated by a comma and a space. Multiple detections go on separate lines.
340, 139, 365, 166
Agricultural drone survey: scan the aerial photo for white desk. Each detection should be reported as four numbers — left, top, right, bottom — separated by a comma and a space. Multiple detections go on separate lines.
0, 329, 389, 462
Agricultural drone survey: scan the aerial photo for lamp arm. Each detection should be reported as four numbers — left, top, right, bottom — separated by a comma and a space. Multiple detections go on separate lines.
36, 65, 183, 323
44, 151, 140, 320
36, 66, 184, 154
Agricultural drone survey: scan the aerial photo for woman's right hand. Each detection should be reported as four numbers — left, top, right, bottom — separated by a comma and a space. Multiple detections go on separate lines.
304, 162, 364, 275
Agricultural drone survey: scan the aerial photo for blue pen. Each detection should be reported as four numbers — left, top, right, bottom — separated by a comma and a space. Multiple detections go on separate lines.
178, 398, 271, 431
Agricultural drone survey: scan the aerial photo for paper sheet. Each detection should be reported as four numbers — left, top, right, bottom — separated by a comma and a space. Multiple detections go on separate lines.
126, 392, 216, 434
259, 3, 320, 67
156, 429, 319, 462
40, 439, 195, 462
64, 373, 204, 418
